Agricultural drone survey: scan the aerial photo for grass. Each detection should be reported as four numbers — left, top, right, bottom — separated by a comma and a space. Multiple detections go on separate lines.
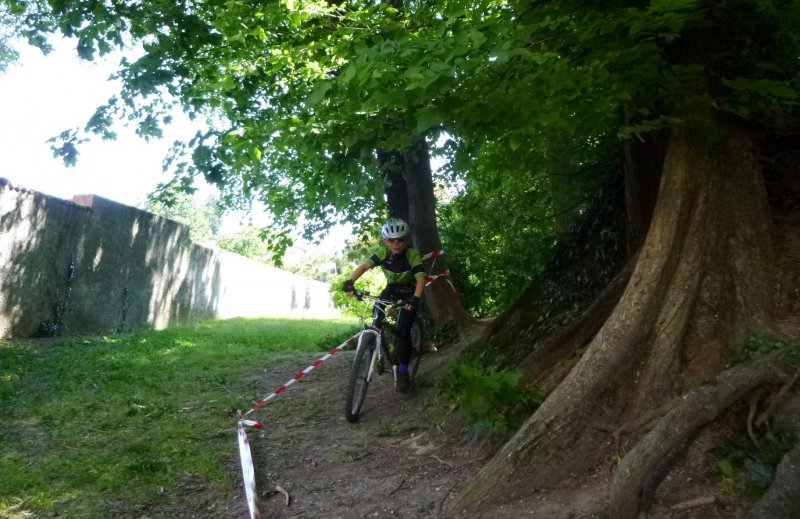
0, 317, 358, 517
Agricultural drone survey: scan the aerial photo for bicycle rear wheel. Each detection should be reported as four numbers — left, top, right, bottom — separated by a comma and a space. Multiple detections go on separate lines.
345, 333, 375, 422
408, 319, 424, 381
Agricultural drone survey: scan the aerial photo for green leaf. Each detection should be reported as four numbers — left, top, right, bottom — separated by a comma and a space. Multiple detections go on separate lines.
470, 29, 487, 48
307, 80, 332, 105
767, 83, 798, 100
342, 64, 357, 83
717, 458, 736, 479
414, 108, 440, 134
650, 0, 700, 14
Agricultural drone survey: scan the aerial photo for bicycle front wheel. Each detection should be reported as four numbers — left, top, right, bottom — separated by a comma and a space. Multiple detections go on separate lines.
345, 333, 375, 422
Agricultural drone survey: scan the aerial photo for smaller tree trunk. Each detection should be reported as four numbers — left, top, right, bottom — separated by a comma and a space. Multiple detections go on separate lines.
378, 150, 409, 221
402, 138, 472, 328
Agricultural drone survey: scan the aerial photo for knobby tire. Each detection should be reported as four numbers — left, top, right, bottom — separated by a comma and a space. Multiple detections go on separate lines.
345, 333, 374, 422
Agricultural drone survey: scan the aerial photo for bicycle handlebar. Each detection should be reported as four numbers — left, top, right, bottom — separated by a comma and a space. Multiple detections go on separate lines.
353, 290, 405, 307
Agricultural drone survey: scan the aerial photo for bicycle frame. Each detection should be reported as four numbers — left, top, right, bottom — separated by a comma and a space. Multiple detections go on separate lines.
354, 292, 406, 381
345, 290, 424, 422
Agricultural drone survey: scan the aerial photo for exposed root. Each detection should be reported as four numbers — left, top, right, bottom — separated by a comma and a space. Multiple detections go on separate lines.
755, 369, 799, 428
431, 454, 455, 470
746, 436, 800, 519
272, 484, 290, 507
608, 351, 792, 519
598, 399, 679, 455
748, 390, 763, 449
618, 400, 678, 442
670, 495, 716, 512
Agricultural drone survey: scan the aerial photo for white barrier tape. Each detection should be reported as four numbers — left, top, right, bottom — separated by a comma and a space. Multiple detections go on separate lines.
422, 249, 444, 261
446, 278, 460, 296
237, 418, 261, 519
424, 270, 451, 285
425, 270, 460, 295
235, 333, 359, 518
422, 250, 460, 295
243, 334, 358, 417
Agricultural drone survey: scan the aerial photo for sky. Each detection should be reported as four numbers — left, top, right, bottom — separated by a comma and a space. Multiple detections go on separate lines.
0, 37, 201, 208
0, 37, 351, 255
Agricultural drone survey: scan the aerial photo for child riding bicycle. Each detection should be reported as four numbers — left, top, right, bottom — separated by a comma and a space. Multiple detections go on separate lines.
342, 217, 425, 393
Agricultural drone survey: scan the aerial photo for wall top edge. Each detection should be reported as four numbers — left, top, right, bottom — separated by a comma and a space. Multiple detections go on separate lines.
0, 177, 94, 212
0, 179, 149, 216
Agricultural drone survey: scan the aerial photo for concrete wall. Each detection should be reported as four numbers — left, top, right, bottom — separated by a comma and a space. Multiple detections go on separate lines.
0, 178, 335, 338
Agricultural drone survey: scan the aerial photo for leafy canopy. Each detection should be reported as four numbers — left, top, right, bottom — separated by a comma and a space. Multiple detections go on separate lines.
5, 0, 800, 311
12, 0, 800, 198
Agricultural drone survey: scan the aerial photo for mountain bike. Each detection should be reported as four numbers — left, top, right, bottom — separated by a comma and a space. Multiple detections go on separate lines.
344, 291, 424, 423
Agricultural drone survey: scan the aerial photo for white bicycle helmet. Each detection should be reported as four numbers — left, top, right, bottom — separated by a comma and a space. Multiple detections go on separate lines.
381, 217, 409, 239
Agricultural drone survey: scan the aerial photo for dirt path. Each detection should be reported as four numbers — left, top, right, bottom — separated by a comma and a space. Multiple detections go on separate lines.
141, 337, 600, 519
245, 345, 488, 519
115, 336, 595, 519
231, 347, 759, 519
149, 336, 759, 519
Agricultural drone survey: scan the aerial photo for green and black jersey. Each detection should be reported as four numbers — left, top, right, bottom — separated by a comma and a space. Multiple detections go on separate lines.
369, 246, 426, 287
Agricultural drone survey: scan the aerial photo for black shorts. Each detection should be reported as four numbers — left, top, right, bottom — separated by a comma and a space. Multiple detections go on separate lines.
381, 284, 415, 300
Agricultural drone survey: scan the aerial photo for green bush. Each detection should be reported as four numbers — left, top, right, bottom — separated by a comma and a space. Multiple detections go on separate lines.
712, 428, 794, 497
329, 268, 385, 319
439, 361, 542, 437
732, 334, 800, 363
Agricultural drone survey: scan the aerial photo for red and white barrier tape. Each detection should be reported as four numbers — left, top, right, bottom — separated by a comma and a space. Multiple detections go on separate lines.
424, 270, 450, 285
424, 267, 460, 296
236, 334, 359, 518
237, 415, 261, 519
422, 249, 444, 261
421, 249, 460, 295
243, 334, 358, 420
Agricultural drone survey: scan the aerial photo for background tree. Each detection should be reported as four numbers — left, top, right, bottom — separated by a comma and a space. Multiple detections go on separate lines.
216, 225, 275, 264
144, 193, 222, 246
0, 2, 22, 73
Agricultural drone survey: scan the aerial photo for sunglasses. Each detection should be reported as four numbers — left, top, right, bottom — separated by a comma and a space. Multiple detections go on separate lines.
386, 237, 407, 244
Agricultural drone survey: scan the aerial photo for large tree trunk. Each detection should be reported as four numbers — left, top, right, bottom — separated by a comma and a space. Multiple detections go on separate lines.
402, 138, 473, 328
448, 114, 775, 515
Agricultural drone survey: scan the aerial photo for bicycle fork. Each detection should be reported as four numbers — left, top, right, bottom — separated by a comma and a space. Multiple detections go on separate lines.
357, 328, 383, 383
